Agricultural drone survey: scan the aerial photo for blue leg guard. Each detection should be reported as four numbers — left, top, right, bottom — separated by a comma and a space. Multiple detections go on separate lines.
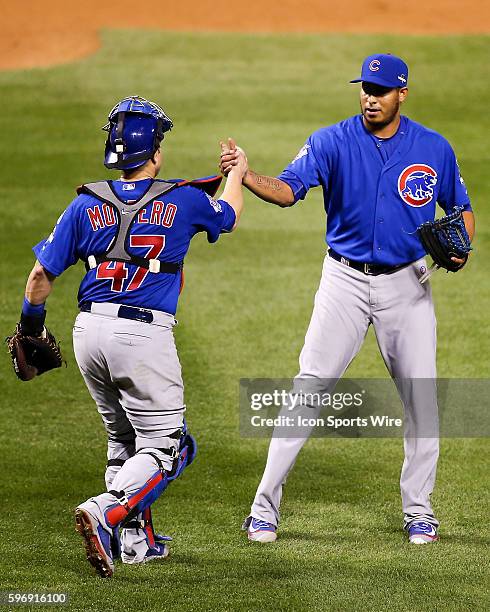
105, 422, 197, 529
106, 457, 170, 529
168, 422, 197, 482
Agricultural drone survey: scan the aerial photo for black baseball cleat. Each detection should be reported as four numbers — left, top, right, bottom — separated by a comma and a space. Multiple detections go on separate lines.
75, 504, 115, 578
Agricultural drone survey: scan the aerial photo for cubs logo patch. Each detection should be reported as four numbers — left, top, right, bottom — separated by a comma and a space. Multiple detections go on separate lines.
369, 59, 381, 72
398, 164, 437, 207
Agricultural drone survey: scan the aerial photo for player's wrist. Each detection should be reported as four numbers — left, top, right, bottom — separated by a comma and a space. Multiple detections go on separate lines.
22, 297, 45, 317
21, 297, 46, 336
242, 169, 254, 187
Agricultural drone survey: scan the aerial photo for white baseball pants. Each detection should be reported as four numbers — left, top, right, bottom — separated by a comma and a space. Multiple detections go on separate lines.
250, 254, 439, 529
73, 303, 184, 559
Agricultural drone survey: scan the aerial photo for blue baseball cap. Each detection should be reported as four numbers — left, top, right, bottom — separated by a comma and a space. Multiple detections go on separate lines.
350, 54, 409, 88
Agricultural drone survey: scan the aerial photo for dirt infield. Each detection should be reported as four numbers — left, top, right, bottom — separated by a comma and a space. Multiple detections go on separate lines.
3, 0, 489, 70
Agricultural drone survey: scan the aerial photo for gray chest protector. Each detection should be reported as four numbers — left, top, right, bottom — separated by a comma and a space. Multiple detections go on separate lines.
78, 180, 182, 275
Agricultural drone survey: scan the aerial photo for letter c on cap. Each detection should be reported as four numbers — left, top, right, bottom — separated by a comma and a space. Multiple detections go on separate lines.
369, 59, 381, 72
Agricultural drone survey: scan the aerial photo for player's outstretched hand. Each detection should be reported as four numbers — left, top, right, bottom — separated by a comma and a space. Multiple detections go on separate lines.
220, 138, 247, 178
230, 145, 248, 180
220, 137, 237, 176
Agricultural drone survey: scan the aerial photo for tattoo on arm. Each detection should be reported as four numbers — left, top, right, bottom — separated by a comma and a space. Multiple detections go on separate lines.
249, 171, 282, 191
243, 170, 294, 206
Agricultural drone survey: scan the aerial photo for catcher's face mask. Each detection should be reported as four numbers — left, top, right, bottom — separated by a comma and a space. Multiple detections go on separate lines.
103, 96, 173, 170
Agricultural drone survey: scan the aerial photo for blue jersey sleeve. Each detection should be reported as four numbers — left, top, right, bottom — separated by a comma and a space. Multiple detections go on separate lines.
277, 135, 324, 202
437, 139, 472, 214
33, 200, 79, 276
190, 188, 236, 243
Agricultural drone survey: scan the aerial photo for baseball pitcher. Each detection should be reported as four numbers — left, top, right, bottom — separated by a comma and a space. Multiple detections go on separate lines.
221, 54, 475, 545
9, 96, 246, 577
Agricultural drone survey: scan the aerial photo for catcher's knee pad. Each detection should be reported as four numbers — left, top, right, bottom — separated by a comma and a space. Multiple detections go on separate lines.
181, 418, 197, 462
105, 453, 170, 529
168, 431, 197, 482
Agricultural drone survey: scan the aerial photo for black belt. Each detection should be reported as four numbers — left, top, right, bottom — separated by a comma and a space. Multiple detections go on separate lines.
80, 302, 154, 323
328, 249, 411, 276
84, 256, 182, 274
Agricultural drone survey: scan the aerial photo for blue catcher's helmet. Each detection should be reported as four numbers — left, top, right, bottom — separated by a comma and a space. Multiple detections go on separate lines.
103, 95, 173, 170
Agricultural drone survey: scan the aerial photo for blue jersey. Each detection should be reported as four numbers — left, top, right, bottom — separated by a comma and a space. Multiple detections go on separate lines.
33, 178, 236, 314
278, 115, 471, 265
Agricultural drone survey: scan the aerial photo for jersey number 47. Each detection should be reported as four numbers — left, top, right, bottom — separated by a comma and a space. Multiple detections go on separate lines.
96, 235, 165, 292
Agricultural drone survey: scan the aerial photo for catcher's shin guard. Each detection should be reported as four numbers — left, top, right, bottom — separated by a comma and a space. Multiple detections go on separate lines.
105, 426, 197, 529
105, 461, 170, 529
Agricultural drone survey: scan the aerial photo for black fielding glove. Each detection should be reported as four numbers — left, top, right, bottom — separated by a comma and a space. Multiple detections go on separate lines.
417, 206, 472, 272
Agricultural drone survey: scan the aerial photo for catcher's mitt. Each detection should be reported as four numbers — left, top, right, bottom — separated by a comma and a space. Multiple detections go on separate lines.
417, 206, 472, 272
6, 324, 64, 381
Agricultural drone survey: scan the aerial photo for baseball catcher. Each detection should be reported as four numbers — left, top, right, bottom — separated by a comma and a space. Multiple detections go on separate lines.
10, 95, 247, 578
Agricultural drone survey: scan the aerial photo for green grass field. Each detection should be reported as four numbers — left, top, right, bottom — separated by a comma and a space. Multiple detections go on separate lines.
0, 31, 489, 611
